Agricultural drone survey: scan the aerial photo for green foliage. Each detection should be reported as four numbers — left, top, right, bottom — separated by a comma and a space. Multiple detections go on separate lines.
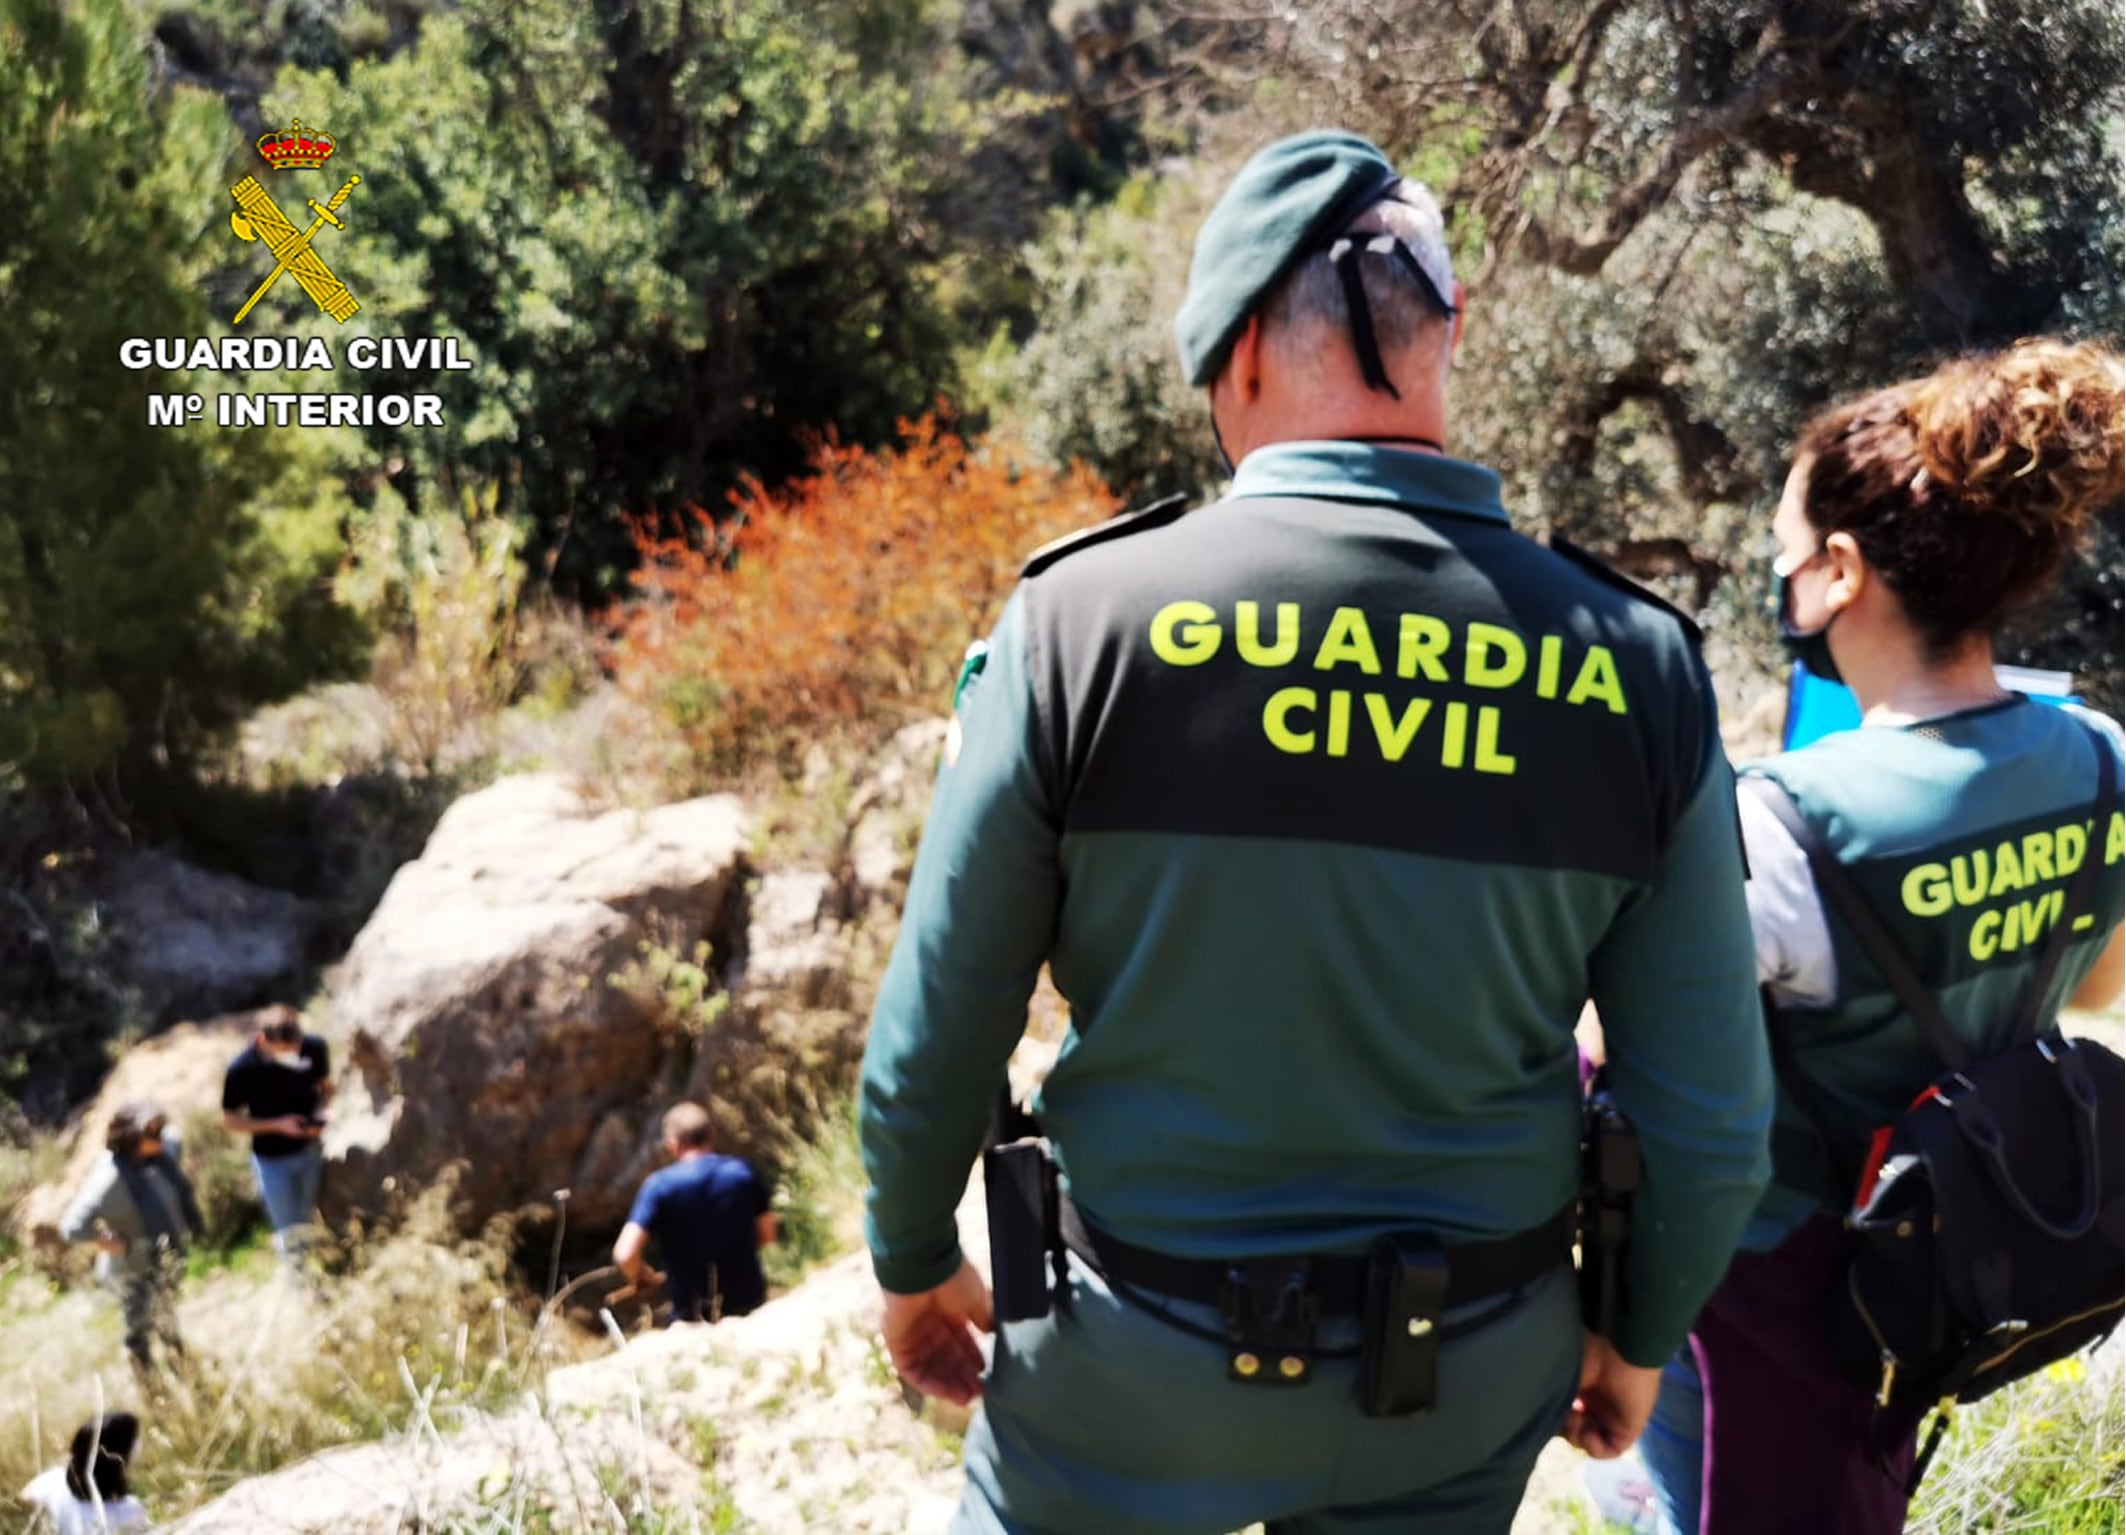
976, 178, 1225, 504
1909, 1347, 2125, 1534
760, 1094, 863, 1292
341, 483, 530, 773
1098, 0, 2125, 700
260, 0, 1019, 596
0, 787, 146, 1112
177, 1107, 264, 1256
609, 938, 730, 1041
0, 0, 367, 788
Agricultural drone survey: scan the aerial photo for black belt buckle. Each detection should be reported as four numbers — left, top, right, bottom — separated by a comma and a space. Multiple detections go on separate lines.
1220, 1260, 1319, 1386
1361, 1233, 1448, 1416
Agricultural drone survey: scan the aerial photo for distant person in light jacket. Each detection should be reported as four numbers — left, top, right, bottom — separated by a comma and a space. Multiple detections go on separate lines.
59, 1103, 199, 1377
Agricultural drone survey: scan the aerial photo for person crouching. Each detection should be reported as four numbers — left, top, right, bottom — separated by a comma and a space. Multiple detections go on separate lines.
613, 1103, 778, 1325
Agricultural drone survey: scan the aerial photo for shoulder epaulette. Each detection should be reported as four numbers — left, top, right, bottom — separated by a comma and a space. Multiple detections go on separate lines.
1544, 534, 1703, 647
1021, 493, 1193, 578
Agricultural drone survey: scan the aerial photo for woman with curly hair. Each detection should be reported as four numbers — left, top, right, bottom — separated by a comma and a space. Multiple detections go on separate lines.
1640, 338, 2126, 1534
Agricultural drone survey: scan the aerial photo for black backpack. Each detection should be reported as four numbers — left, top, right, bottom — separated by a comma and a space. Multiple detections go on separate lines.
1744, 723, 2123, 1495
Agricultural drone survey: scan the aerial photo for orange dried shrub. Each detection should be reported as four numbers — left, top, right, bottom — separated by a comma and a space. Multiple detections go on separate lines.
614, 414, 1115, 774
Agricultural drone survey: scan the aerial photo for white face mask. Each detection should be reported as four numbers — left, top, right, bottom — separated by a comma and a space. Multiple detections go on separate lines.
264, 1044, 306, 1068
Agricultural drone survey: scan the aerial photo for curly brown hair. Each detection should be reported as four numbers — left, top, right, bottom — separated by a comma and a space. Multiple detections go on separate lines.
1795, 338, 2123, 654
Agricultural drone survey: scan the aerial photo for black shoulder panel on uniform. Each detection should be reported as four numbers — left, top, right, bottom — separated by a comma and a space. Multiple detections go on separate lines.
1021, 493, 1193, 579
1544, 535, 1703, 647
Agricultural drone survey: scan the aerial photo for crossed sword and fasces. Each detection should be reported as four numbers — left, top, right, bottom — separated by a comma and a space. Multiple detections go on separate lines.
228, 174, 362, 325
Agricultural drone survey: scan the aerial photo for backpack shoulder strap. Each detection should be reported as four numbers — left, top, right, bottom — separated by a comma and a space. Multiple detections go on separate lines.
2011, 715, 2123, 1040
1740, 772, 1971, 1075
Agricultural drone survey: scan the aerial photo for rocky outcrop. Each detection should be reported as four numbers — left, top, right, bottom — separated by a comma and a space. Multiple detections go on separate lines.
322, 728, 946, 1236
13, 1012, 262, 1249
164, 1399, 701, 1534
93, 852, 315, 1025
323, 775, 753, 1232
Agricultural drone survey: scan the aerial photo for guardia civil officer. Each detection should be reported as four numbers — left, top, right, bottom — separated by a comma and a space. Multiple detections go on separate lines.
859, 131, 1774, 1533
1639, 340, 2126, 1535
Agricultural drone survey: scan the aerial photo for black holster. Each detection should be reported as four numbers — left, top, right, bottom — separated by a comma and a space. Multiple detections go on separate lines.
984, 1088, 1065, 1321
1359, 1233, 1449, 1416
1578, 1071, 1642, 1340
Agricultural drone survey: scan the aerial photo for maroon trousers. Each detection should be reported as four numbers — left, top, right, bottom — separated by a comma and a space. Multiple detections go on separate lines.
1695, 1216, 1924, 1534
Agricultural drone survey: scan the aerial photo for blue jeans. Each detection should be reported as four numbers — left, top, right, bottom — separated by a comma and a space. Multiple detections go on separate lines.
252, 1142, 323, 1261
1640, 1344, 1706, 1535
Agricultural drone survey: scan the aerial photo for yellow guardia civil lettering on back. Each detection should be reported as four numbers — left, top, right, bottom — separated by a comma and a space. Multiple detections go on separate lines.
1150, 601, 1221, 665
1899, 808, 2126, 961
1148, 601, 1634, 774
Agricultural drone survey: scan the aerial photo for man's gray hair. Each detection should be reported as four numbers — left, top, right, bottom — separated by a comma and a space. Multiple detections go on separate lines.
1262, 182, 1456, 370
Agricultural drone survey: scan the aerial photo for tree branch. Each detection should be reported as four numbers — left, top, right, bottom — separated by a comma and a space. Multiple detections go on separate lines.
1512, 45, 1819, 274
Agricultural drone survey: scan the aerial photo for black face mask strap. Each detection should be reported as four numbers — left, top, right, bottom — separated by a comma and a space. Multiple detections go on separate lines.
1328, 237, 1400, 401
1327, 234, 1461, 401
1210, 410, 1234, 475
1386, 237, 1458, 322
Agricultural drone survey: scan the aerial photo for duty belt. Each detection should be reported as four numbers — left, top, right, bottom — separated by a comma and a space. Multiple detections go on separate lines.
1054, 1190, 1574, 1392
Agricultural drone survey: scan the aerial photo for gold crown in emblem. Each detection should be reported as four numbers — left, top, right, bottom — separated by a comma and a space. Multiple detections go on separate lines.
256, 118, 336, 171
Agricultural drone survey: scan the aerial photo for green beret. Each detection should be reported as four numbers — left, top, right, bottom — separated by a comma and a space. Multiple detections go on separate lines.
1173, 131, 1403, 388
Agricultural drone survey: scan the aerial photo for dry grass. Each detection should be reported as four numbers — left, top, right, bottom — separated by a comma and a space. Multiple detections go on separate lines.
0, 1175, 562, 1524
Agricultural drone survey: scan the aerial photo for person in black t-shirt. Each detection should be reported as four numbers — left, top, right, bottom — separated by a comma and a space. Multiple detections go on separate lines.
221, 1006, 333, 1266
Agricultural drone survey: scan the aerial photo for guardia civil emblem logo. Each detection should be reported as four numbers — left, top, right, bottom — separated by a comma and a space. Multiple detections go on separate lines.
228, 119, 361, 326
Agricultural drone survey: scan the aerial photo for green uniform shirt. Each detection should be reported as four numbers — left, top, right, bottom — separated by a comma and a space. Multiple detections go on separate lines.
1742, 698, 2126, 1250
860, 441, 1773, 1366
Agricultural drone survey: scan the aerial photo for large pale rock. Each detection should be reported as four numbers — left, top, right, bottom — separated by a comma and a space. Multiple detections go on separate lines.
324, 775, 752, 1232
166, 1405, 698, 1534
845, 719, 947, 910
13, 1013, 261, 1248
95, 852, 314, 1023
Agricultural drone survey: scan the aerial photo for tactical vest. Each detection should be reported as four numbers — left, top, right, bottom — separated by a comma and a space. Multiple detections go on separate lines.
1751, 699, 2126, 1233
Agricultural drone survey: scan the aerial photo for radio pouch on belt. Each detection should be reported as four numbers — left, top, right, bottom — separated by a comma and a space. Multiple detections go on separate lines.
984, 1087, 1062, 1322
1360, 1232, 1449, 1416
1578, 1072, 1642, 1340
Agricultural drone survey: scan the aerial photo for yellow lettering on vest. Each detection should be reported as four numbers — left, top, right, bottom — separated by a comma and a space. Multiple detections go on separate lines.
1263, 687, 1316, 754
1474, 707, 1517, 775
2109, 809, 2124, 865
1465, 623, 1527, 690
1950, 851, 1990, 908
1365, 695, 1433, 763
1441, 700, 1468, 769
2021, 831, 2056, 885
1150, 601, 1221, 666
1235, 601, 1300, 667
1903, 863, 1952, 919
1988, 840, 2024, 899
1969, 909, 2002, 961
1566, 646, 1628, 714
1315, 607, 1382, 675
1326, 690, 1353, 758
1398, 615, 1451, 682
1536, 635, 1563, 699
2059, 822, 2088, 875
2000, 891, 2063, 953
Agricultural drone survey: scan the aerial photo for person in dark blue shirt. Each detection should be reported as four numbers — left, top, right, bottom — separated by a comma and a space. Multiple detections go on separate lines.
613, 1102, 777, 1324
